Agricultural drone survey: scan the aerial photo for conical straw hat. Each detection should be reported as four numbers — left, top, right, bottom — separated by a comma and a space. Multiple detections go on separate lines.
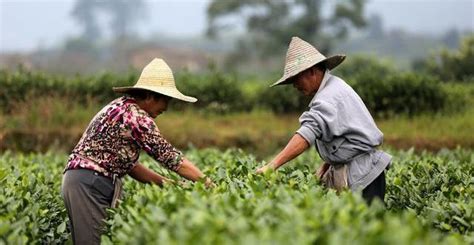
271, 37, 346, 87
113, 58, 197, 103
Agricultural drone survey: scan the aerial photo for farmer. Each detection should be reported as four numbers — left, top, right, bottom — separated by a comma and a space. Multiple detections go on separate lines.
61, 58, 212, 244
256, 37, 392, 204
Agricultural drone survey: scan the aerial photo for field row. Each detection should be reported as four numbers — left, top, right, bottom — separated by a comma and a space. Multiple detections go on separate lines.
0, 148, 473, 244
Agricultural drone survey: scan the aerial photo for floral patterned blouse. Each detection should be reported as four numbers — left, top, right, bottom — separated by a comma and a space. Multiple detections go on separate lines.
65, 96, 183, 177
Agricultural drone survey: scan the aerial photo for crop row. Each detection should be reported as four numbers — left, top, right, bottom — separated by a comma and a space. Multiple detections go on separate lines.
0, 148, 472, 244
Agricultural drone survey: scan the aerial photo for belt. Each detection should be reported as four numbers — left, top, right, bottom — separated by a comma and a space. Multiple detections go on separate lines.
91, 170, 119, 184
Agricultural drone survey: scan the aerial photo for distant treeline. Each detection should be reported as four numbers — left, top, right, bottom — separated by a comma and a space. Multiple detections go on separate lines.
1, 55, 471, 118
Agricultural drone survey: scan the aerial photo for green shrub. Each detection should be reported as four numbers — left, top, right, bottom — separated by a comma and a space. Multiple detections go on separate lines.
0, 64, 469, 117
352, 72, 449, 117
176, 70, 249, 113
258, 85, 310, 113
334, 55, 397, 82
0, 67, 136, 113
0, 153, 69, 244
0, 149, 473, 244
413, 35, 474, 82
102, 148, 473, 244
387, 148, 474, 235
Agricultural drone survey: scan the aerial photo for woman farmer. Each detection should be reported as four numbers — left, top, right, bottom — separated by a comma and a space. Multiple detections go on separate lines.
256, 37, 392, 204
61, 58, 212, 244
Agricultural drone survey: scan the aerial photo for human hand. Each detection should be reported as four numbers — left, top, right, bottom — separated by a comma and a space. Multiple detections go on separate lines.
204, 177, 216, 189
256, 164, 274, 174
176, 180, 191, 188
161, 178, 176, 186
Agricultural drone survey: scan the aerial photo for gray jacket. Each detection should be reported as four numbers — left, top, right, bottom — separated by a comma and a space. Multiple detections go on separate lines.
296, 72, 392, 191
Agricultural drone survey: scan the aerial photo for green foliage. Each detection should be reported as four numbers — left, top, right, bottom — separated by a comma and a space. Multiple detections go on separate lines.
0, 153, 69, 244
102, 148, 473, 244
176, 69, 250, 113
258, 85, 310, 113
0, 149, 473, 244
441, 83, 474, 113
334, 55, 396, 81
387, 148, 474, 235
335, 56, 465, 117
414, 35, 474, 82
352, 73, 448, 117
0, 67, 136, 113
0, 62, 469, 117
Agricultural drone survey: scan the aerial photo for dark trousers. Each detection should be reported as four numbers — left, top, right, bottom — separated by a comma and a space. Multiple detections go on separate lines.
362, 171, 386, 204
61, 169, 114, 245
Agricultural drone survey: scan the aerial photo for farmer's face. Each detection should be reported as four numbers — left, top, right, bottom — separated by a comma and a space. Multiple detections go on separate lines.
292, 68, 325, 97
144, 95, 171, 118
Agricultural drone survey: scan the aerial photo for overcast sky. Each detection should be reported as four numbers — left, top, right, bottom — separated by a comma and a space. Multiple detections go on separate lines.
0, 0, 473, 53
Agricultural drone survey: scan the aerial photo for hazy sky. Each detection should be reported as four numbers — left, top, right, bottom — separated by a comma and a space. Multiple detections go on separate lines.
0, 0, 473, 53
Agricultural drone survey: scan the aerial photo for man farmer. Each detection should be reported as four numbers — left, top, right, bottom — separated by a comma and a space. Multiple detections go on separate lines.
256, 37, 392, 204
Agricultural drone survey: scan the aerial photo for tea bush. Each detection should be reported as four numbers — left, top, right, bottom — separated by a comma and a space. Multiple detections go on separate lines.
0, 153, 69, 244
1, 149, 472, 244
386, 148, 474, 234
102, 148, 473, 244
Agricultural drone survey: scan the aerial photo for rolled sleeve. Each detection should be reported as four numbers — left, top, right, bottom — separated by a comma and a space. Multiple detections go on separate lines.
296, 125, 317, 146
296, 100, 337, 144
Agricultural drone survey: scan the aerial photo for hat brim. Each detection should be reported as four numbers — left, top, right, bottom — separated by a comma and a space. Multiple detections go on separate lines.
113, 86, 197, 103
270, 54, 346, 87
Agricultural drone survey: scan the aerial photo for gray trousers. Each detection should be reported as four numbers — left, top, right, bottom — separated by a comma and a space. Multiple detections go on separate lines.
61, 169, 114, 245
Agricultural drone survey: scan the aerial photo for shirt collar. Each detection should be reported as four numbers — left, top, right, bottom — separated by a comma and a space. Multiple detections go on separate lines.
310, 69, 331, 104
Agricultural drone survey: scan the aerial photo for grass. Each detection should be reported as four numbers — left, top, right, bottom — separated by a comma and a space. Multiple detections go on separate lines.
156, 110, 299, 157
378, 108, 474, 150
1, 96, 473, 156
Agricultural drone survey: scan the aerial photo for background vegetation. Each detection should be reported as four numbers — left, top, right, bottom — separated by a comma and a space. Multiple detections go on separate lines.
1, 37, 473, 155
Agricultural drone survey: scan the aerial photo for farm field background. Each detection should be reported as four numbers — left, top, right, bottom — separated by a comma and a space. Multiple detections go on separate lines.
3, 107, 474, 157
1, 30, 473, 245
1, 62, 474, 156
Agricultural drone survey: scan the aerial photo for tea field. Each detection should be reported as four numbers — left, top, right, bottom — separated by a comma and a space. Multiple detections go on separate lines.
0, 148, 473, 244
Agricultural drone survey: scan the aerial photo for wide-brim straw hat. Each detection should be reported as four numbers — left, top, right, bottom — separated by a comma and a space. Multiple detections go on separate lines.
113, 58, 197, 103
271, 36, 346, 87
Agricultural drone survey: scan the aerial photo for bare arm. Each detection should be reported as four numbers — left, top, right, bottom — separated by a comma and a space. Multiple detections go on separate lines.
129, 163, 172, 186
257, 134, 310, 173
175, 157, 207, 181
176, 158, 215, 187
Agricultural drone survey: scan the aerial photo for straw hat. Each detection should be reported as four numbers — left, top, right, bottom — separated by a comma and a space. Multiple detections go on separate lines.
271, 37, 346, 87
113, 58, 197, 103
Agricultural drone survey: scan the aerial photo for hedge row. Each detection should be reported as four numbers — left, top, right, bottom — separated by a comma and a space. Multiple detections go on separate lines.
0, 57, 469, 117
